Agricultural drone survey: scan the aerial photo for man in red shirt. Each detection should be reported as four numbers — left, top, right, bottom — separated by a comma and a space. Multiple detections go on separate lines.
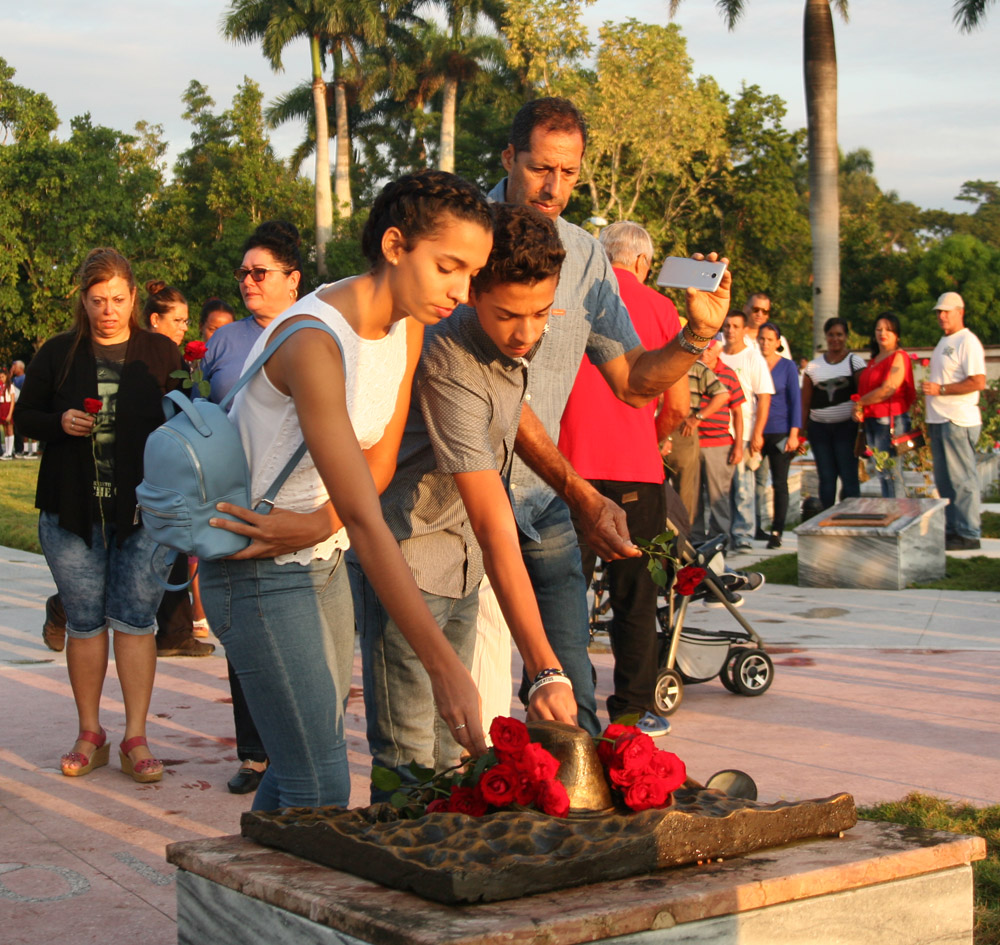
559, 222, 684, 736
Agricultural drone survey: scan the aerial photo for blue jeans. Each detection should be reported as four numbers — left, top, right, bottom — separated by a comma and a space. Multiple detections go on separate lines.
864, 415, 910, 498
199, 552, 353, 811
753, 455, 771, 533
356, 570, 479, 802
729, 445, 755, 545
517, 497, 599, 736
38, 512, 169, 638
808, 419, 860, 509
929, 422, 982, 539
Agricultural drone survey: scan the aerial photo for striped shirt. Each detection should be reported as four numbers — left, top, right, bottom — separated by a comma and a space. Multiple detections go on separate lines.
380, 305, 535, 599
699, 361, 745, 448
688, 361, 726, 408
488, 180, 639, 540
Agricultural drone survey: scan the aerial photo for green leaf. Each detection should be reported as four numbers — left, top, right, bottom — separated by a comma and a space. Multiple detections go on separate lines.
407, 760, 436, 784
371, 766, 402, 792
388, 791, 411, 809
169, 369, 189, 379
610, 712, 642, 726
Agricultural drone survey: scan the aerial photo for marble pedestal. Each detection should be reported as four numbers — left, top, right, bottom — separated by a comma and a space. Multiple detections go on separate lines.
795, 497, 948, 589
167, 821, 984, 945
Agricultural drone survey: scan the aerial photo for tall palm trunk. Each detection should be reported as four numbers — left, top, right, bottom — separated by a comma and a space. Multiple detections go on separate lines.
332, 45, 352, 221
310, 35, 333, 279
439, 75, 458, 173
803, 0, 840, 352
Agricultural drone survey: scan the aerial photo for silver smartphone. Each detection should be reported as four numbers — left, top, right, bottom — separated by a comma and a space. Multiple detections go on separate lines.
656, 257, 727, 292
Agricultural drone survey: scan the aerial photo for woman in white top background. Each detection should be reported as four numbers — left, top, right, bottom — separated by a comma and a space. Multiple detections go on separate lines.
199, 171, 494, 810
801, 317, 865, 510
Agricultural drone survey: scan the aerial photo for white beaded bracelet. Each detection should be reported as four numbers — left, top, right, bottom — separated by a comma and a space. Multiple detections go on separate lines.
527, 674, 574, 701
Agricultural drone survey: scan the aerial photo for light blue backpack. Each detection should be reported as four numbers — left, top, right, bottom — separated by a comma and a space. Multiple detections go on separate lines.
135, 320, 343, 587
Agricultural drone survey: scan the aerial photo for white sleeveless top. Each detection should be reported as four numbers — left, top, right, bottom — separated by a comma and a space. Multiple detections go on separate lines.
230, 287, 408, 564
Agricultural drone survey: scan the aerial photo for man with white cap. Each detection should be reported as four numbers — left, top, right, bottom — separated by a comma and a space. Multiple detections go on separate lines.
921, 291, 986, 550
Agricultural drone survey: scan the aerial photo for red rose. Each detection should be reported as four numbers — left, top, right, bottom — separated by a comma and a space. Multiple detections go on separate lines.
673, 565, 706, 597
908, 352, 918, 361
447, 785, 488, 816
608, 763, 641, 787
920, 358, 930, 367
863, 448, 873, 458
513, 770, 539, 806
649, 749, 687, 792
184, 340, 208, 362
612, 731, 655, 771
489, 716, 530, 761
513, 742, 560, 782
850, 394, 860, 402
596, 722, 636, 765
536, 778, 570, 817
478, 761, 519, 807
83, 398, 102, 415
425, 798, 450, 813
623, 774, 671, 812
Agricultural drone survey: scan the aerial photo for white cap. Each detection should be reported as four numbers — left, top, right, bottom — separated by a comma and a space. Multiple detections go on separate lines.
933, 291, 965, 312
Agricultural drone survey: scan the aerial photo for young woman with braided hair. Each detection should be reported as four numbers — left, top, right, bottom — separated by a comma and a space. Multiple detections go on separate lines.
199, 170, 494, 810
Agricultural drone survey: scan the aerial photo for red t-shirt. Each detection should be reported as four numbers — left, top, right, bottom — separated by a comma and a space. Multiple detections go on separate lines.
558, 268, 679, 483
858, 349, 915, 418
698, 361, 745, 448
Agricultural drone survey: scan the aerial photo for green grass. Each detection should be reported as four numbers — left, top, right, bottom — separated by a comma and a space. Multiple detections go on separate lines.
751, 550, 1000, 590
0, 461, 41, 554
858, 793, 1000, 944
983, 512, 1000, 539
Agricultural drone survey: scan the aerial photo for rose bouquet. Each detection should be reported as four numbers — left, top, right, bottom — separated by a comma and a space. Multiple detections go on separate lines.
170, 340, 210, 398
372, 716, 686, 819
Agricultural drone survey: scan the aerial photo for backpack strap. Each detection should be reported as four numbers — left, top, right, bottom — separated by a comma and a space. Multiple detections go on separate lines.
218, 319, 344, 412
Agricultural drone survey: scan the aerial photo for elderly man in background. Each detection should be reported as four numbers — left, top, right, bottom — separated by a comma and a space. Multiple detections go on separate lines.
558, 221, 682, 737
922, 292, 986, 551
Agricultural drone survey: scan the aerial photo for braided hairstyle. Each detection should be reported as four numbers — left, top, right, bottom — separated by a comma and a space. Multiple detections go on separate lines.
472, 204, 565, 294
361, 170, 493, 269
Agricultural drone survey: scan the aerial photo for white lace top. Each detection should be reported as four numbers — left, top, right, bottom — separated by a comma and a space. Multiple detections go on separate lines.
230, 287, 408, 564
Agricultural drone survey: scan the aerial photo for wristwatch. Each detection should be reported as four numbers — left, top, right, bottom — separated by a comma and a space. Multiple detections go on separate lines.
692, 411, 704, 421
676, 326, 710, 355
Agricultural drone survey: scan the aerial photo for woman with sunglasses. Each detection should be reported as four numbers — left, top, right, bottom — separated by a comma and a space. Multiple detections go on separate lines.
200, 220, 303, 795
199, 172, 493, 810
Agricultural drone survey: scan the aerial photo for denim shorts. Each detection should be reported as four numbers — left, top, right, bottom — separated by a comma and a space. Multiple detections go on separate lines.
38, 512, 171, 638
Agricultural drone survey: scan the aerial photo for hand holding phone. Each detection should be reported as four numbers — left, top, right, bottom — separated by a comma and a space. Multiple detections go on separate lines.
656, 256, 728, 292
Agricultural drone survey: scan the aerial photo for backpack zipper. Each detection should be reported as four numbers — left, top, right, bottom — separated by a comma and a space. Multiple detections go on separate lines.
158, 426, 208, 504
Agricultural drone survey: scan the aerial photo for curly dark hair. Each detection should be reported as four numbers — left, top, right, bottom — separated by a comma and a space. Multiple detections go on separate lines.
509, 97, 588, 155
142, 280, 187, 326
472, 204, 565, 294
360, 170, 493, 268
242, 220, 304, 275
199, 297, 236, 329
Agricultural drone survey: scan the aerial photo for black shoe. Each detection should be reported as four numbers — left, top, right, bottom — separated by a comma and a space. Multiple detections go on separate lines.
228, 762, 267, 794
766, 532, 782, 549
722, 571, 765, 593
42, 594, 67, 652
753, 528, 769, 541
945, 536, 981, 551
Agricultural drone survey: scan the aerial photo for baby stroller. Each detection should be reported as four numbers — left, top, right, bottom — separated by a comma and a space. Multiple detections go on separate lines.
589, 514, 773, 717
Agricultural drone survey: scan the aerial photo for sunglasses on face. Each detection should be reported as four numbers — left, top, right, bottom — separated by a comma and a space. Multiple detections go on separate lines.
751, 306, 770, 315
233, 266, 292, 283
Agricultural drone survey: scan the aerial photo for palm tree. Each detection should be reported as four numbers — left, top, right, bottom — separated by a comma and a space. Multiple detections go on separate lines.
669, 1, 846, 353
953, 0, 996, 30
223, 0, 391, 276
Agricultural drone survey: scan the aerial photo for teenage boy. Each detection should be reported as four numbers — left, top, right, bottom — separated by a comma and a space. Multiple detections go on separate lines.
357, 204, 576, 795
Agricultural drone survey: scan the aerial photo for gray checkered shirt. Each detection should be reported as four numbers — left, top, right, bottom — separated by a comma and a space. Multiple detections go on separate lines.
380, 305, 536, 598
487, 180, 639, 540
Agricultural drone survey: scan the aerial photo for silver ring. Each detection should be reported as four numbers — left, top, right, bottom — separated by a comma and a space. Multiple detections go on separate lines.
453, 723, 467, 731
71, 418, 75, 426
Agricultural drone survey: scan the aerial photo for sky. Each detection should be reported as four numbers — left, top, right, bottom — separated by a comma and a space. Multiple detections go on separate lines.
3, 0, 998, 213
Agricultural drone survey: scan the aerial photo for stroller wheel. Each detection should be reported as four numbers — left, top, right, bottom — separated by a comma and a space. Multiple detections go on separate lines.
719, 647, 748, 693
731, 649, 774, 696
653, 668, 684, 716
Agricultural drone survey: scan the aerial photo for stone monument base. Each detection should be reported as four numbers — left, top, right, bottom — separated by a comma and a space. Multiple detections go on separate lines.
167, 820, 984, 945
795, 496, 948, 589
